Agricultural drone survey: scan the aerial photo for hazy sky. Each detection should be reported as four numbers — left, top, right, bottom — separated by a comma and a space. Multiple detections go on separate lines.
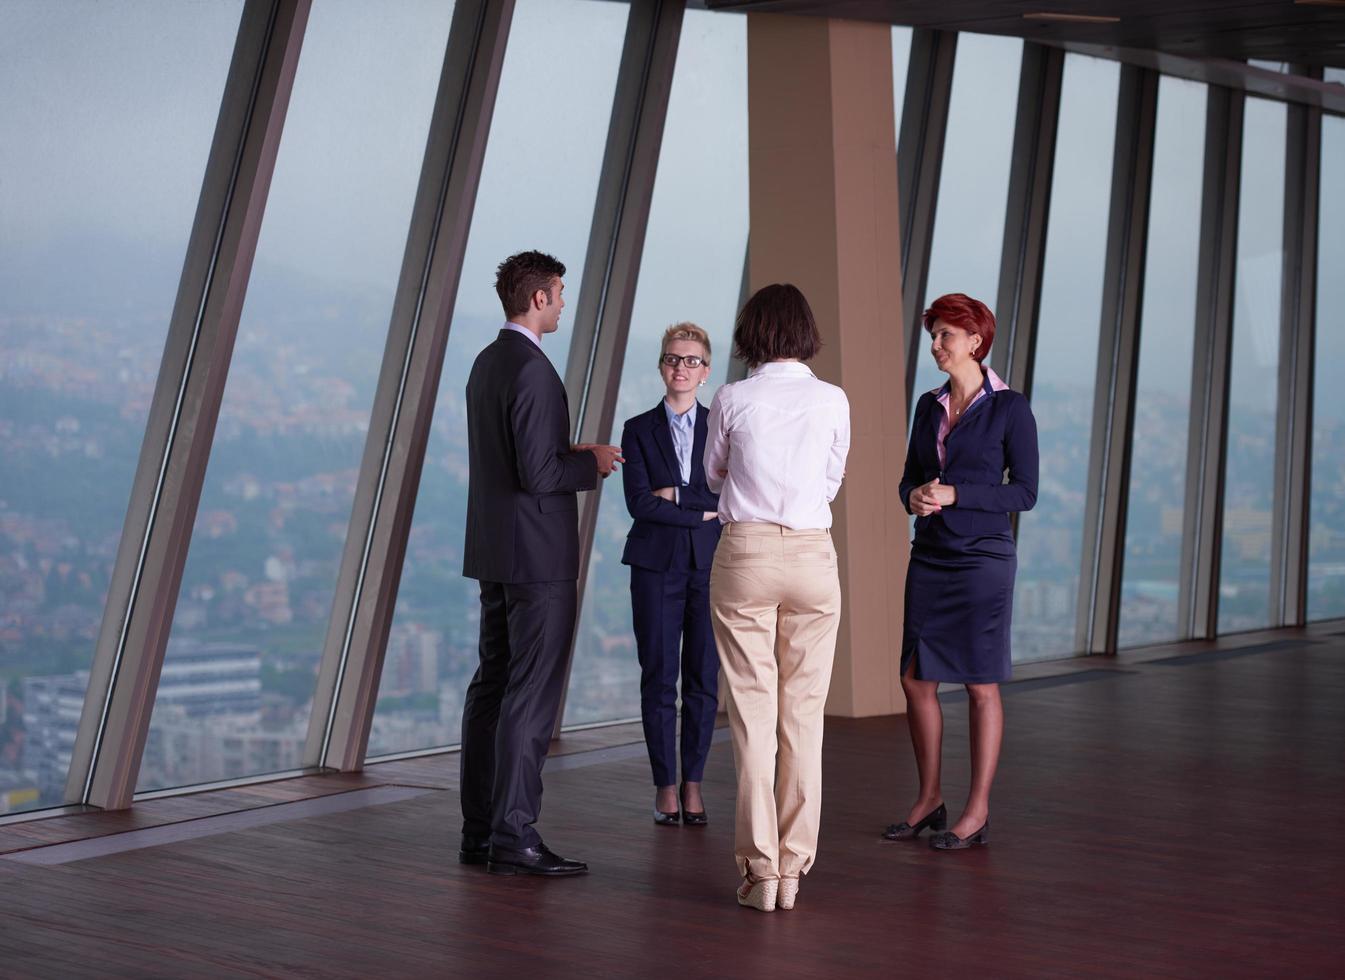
0, 1, 243, 251
1, 0, 1336, 418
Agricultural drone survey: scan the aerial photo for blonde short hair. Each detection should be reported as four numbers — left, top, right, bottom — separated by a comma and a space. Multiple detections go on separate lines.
660, 322, 711, 363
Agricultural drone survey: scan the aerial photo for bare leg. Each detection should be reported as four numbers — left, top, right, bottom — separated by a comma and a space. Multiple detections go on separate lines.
656, 784, 678, 814
900, 656, 944, 824
950, 682, 1002, 838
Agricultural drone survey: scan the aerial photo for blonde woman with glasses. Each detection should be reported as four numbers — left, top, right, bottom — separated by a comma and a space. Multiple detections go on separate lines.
619, 324, 723, 826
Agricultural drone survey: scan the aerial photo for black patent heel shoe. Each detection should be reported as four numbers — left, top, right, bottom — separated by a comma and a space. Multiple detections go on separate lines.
653, 806, 680, 826
881, 802, 947, 841
680, 782, 707, 827
929, 816, 989, 851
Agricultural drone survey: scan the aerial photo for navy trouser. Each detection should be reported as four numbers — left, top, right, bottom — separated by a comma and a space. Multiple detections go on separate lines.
630, 536, 718, 787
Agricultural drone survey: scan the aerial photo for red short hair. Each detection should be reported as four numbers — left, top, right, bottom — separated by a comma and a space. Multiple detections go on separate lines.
922, 293, 995, 363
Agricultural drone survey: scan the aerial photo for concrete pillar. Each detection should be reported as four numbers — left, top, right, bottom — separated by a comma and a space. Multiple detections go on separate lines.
747, 13, 909, 716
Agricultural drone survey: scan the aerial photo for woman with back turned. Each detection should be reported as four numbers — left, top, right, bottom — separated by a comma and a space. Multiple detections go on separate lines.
884, 293, 1038, 851
705, 284, 850, 912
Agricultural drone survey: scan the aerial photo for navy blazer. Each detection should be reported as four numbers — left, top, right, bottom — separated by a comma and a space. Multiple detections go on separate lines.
899, 374, 1039, 538
620, 402, 722, 572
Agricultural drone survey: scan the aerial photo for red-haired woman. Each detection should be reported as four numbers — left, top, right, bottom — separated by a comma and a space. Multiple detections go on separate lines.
885, 293, 1038, 851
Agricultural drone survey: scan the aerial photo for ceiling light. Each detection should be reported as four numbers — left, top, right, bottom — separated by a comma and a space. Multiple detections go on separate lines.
1023, 12, 1122, 23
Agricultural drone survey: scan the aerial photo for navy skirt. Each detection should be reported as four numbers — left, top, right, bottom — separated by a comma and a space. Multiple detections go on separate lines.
902, 519, 1016, 684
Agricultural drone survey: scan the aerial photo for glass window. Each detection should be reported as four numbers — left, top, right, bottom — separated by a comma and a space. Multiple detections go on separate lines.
1325, 68, 1345, 86
1307, 113, 1344, 621
0, 1, 241, 815
892, 26, 912, 138
911, 33, 1022, 401
564, 9, 748, 728
1217, 97, 1286, 634
139, 0, 454, 792
1118, 77, 1208, 648
1012, 53, 1120, 662
367, 0, 629, 757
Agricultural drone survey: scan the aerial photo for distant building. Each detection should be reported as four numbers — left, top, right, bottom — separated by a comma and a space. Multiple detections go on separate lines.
22, 640, 263, 801
0, 775, 41, 815
140, 707, 307, 790
21, 670, 88, 801
383, 624, 441, 697
156, 639, 263, 718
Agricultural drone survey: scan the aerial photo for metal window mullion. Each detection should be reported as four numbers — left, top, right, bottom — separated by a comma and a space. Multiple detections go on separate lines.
1270, 66, 1322, 628
553, 0, 686, 737
898, 28, 956, 405
65, 0, 311, 811
993, 43, 1062, 399
725, 237, 750, 384
1076, 66, 1159, 656
303, 0, 516, 773
1179, 87, 1243, 641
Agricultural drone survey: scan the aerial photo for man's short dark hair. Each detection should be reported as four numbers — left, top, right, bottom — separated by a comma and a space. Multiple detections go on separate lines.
732, 283, 822, 367
495, 250, 566, 318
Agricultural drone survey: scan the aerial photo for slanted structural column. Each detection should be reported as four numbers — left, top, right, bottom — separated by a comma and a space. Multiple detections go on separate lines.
746, 14, 908, 716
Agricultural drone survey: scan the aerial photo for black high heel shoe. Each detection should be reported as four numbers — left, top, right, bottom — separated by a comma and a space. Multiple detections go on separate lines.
653, 786, 680, 825
881, 802, 947, 841
680, 782, 707, 827
929, 816, 989, 851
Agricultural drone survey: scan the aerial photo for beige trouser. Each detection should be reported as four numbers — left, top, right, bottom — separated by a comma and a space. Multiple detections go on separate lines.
709, 522, 842, 881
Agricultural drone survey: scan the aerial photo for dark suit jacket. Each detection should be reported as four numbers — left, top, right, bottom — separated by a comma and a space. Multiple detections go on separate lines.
463, 329, 598, 583
899, 375, 1039, 538
619, 402, 722, 572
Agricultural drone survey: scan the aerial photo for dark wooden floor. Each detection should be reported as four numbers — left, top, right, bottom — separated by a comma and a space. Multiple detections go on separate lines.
2, 626, 1343, 978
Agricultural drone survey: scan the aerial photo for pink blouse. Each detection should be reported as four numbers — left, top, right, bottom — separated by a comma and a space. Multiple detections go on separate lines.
935, 367, 1010, 469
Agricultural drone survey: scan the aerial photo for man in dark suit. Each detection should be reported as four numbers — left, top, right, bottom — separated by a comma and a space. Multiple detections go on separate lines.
459, 251, 621, 877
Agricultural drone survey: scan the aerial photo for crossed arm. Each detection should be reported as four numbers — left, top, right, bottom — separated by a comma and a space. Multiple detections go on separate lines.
621, 423, 718, 525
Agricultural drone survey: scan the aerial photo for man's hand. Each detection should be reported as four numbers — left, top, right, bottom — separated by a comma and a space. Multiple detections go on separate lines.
702, 511, 719, 522
652, 486, 676, 502
910, 477, 956, 516
576, 443, 623, 477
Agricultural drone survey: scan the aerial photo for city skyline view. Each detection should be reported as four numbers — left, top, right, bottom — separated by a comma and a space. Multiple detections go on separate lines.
2, 2, 1341, 820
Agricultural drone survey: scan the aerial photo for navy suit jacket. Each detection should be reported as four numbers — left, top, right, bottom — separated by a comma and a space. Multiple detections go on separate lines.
620, 402, 722, 572
462, 329, 598, 583
899, 375, 1039, 538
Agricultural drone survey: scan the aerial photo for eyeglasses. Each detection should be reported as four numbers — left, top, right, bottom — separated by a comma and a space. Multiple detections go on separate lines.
660, 353, 706, 369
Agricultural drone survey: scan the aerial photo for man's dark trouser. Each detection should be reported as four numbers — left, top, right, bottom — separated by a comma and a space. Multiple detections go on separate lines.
460, 579, 576, 850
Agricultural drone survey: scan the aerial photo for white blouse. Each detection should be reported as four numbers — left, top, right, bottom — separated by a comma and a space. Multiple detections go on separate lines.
703, 362, 850, 530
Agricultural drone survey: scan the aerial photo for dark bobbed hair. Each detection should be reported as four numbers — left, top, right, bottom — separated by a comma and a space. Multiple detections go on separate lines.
495, 250, 566, 318
922, 292, 995, 363
732, 283, 822, 367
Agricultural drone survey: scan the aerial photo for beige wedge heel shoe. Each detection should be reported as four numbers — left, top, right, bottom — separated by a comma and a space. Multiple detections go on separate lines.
736, 875, 778, 912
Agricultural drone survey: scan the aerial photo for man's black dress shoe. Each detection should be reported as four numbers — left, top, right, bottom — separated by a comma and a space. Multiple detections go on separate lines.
458, 834, 491, 865
881, 802, 947, 841
487, 843, 588, 877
